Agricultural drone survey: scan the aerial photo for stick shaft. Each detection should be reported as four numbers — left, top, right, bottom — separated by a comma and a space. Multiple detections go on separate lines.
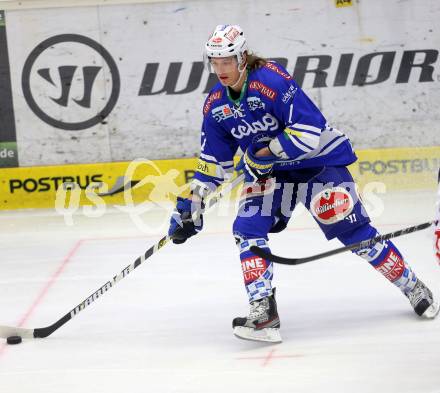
250, 221, 436, 265
0, 174, 244, 339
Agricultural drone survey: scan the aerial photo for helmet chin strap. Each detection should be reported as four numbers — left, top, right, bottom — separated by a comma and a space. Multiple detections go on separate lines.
229, 62, 247, 90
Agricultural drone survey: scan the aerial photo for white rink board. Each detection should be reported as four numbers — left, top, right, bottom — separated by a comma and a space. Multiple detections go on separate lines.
4, 0, 440, 165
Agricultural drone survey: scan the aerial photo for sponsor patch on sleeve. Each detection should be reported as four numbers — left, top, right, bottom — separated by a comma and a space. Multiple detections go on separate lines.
264, 62, 292, 80
203, 90, 222, 116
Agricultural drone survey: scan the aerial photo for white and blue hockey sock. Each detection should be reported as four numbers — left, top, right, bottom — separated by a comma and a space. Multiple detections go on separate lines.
339, 224, 417, 293
235, 236, 274, 303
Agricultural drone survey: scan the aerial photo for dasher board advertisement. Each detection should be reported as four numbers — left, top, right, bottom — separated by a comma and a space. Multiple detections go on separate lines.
3, 0, 440, 166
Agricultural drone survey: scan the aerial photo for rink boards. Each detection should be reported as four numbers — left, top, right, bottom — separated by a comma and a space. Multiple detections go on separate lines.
0, 146, 438, 210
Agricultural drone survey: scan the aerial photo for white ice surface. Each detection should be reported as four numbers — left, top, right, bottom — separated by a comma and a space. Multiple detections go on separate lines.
0, 190, 439, 393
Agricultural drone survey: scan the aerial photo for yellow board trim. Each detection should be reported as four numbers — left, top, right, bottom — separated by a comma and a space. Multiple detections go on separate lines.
1, 146, 439, 210
196, 158, 222, 178
335, 0, 352, 7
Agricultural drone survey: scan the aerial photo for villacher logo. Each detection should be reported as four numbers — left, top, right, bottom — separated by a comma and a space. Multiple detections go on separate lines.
22, 34, 120, 131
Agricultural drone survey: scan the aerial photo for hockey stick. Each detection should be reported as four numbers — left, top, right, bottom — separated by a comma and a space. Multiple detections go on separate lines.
0, 173, 245, 340
250, 220, 437, 266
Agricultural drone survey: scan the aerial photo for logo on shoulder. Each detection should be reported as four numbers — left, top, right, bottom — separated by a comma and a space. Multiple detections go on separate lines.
282, 85, 297, 104
265, 62, 292, 80
203, 90, 222, 116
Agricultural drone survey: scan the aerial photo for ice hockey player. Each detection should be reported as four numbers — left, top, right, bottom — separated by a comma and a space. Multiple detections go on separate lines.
168, 24, 439, 343
435, 169, 440, 265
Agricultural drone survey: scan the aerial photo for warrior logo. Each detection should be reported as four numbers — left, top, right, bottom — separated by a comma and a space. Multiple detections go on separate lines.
22, 34, 120, 131
311, 186, 354, 225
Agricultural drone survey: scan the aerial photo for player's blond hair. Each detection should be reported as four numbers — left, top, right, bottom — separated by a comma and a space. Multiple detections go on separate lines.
246, 52, 267, 70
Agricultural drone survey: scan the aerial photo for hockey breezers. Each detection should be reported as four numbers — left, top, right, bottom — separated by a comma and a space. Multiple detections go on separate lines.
250, 221, 437, 265
0, 174, 245, 340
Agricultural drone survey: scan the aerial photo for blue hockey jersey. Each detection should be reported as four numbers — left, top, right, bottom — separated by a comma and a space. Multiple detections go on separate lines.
193, 61, 357, 192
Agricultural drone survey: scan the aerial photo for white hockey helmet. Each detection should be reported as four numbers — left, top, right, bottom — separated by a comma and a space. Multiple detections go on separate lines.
205, 24, 248, 66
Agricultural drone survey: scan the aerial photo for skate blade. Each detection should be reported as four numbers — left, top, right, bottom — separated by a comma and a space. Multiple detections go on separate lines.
233, 326, 282, 343
422, 300, 440, 319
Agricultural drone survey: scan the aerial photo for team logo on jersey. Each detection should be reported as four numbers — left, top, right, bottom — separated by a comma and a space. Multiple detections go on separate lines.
249, 81, 277, 100
281, 85, 297, 104
212, 104, 233, 122
265, 62, 292, 80
375, 249, 405, 282
230, 113, 279, 139
203, 90, 222, 115
232, 103, 245, 118
241, 256, 269, 284
247, 96, 265, 111
311, 186, 354, 225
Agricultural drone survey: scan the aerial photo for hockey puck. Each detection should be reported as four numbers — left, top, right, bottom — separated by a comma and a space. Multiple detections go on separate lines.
6, 336, 22, 345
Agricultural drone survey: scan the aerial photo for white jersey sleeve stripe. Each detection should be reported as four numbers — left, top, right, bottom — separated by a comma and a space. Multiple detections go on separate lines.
219, 160, 234, 167
292, 123, 322, 133
292, 127, 321, 137
200, 152, 218, 162
285, 127, 320, 151
199, 154, 234, 174
315, 135, 347, 158
288, 135, 313, 152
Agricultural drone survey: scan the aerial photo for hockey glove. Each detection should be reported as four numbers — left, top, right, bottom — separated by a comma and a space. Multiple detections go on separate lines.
168, 197, 204, 244
236, 143, 277, 183
435, 228, 440, 266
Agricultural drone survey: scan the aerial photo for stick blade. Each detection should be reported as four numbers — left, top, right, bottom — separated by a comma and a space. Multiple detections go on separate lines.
0, 325, 34, 339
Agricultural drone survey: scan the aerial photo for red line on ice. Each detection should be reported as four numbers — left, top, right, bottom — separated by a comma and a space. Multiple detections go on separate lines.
237, 348, 303, 366
0, 239, 83, 358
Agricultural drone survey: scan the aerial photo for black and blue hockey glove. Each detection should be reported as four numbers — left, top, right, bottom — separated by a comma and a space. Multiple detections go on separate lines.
168, 197, 204, 244
236, 143, 278, 183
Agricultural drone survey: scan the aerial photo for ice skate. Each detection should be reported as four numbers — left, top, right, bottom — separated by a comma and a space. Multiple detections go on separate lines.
232, 289, 282, 343
405, 279, 440, 319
